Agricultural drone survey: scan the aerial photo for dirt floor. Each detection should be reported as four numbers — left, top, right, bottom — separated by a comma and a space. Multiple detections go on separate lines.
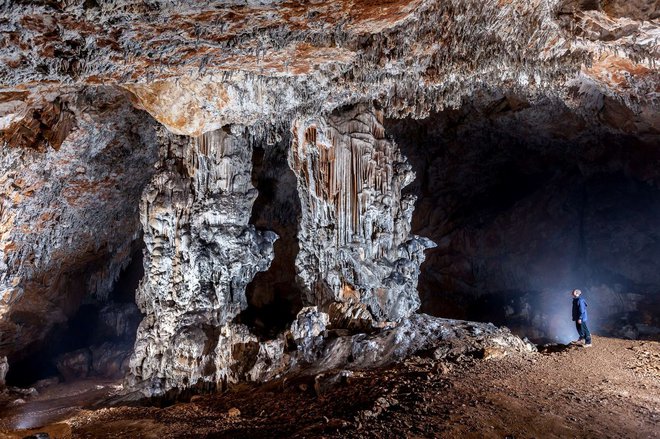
1, 335, 658, 438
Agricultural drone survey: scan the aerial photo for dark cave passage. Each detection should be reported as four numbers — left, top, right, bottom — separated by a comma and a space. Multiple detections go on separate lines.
5, 243, 144, 387
237, 141, 304, 340
386, 96, 660, 343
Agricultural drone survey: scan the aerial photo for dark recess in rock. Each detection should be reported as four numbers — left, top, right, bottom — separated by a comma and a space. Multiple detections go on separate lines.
386, 95, 660, 343
238, 138, 304, 341
5, 242, 143, 387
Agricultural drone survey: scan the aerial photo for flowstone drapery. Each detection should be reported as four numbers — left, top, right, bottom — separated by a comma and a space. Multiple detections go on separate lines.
290, 104, 435, 324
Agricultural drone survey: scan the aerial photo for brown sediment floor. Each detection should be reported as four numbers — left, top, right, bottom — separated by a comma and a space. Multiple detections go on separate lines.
0, 378, 120, 435
1, 335, 658, 438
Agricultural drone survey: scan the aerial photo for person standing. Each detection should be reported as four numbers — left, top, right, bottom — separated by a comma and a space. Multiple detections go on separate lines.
571, 289, 592, 347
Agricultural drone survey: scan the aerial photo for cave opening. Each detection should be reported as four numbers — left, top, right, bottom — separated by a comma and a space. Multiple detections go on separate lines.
236, 141, 304, 340
5, 242, 144, 387
386, 96, 660, 343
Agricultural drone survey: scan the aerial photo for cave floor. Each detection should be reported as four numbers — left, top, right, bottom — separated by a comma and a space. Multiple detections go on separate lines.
0, 378, 120, 434
1, 336, 658, 439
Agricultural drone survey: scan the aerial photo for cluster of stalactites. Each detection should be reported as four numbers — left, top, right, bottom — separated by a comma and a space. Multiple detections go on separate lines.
290, 108, 411, 250
289, 104, 434, 322
187, 129, 253, 199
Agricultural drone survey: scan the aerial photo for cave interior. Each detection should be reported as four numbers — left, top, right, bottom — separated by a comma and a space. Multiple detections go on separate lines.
5, 93, 659, 389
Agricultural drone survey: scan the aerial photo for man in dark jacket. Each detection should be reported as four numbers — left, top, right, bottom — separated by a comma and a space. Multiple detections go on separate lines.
571, 289, 592, 347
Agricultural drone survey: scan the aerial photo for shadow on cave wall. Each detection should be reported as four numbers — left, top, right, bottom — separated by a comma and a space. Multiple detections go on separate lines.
386, 95, 660, 343
5, 242, 144, 387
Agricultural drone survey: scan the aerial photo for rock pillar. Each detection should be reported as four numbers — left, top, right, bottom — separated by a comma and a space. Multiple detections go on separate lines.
289, 104, 434, 324
127, 127, 277, 394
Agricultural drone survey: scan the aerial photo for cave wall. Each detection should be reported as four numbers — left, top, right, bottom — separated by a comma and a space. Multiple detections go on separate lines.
241, 137, 303, 339
0, 87, 159, 365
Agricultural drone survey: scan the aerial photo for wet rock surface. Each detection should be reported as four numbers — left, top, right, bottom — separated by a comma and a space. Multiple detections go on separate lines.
0, 378, 121, 436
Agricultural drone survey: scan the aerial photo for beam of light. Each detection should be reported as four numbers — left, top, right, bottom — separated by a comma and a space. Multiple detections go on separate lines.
13, 412, 42, 431
10, 404, 71, 431
524, 288, 579, 344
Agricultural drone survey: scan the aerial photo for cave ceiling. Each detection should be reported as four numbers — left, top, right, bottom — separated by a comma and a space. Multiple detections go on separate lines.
0, 0, 657, 137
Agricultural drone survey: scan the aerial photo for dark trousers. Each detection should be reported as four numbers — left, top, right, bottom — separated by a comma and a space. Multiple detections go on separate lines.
575, 321, 592, 343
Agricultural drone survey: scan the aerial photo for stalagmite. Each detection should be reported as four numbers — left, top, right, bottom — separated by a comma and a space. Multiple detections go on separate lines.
127, 126, 277, 394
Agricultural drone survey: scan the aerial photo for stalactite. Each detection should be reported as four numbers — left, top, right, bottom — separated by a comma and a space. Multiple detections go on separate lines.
289, 103, 435, 323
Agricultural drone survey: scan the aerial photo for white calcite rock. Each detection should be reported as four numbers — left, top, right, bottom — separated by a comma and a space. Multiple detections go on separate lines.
127, 127, 277, 393
290, 104, 435, 323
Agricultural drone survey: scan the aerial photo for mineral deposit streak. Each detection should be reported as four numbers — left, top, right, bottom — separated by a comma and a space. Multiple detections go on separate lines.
290, 105, 435, 324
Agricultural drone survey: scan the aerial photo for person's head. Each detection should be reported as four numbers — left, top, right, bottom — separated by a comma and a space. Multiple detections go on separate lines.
572, 289, 582, 298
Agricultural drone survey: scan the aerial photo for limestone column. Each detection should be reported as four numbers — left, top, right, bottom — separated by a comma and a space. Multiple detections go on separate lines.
128, 126, 277, 394
289, 104, 434, 325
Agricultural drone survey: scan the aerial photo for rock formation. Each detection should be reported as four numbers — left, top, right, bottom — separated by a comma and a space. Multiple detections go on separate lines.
1, 0, 656, 131
53, 302, 142, 381
0, 87, 159, 366
290, 104, 434, 323
0, 0, 657, 394
127, 126, 277, 393
125, 103, 438, 395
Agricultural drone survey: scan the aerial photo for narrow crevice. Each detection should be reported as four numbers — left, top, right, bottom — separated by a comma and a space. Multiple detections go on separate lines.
237, 142, 303, 340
